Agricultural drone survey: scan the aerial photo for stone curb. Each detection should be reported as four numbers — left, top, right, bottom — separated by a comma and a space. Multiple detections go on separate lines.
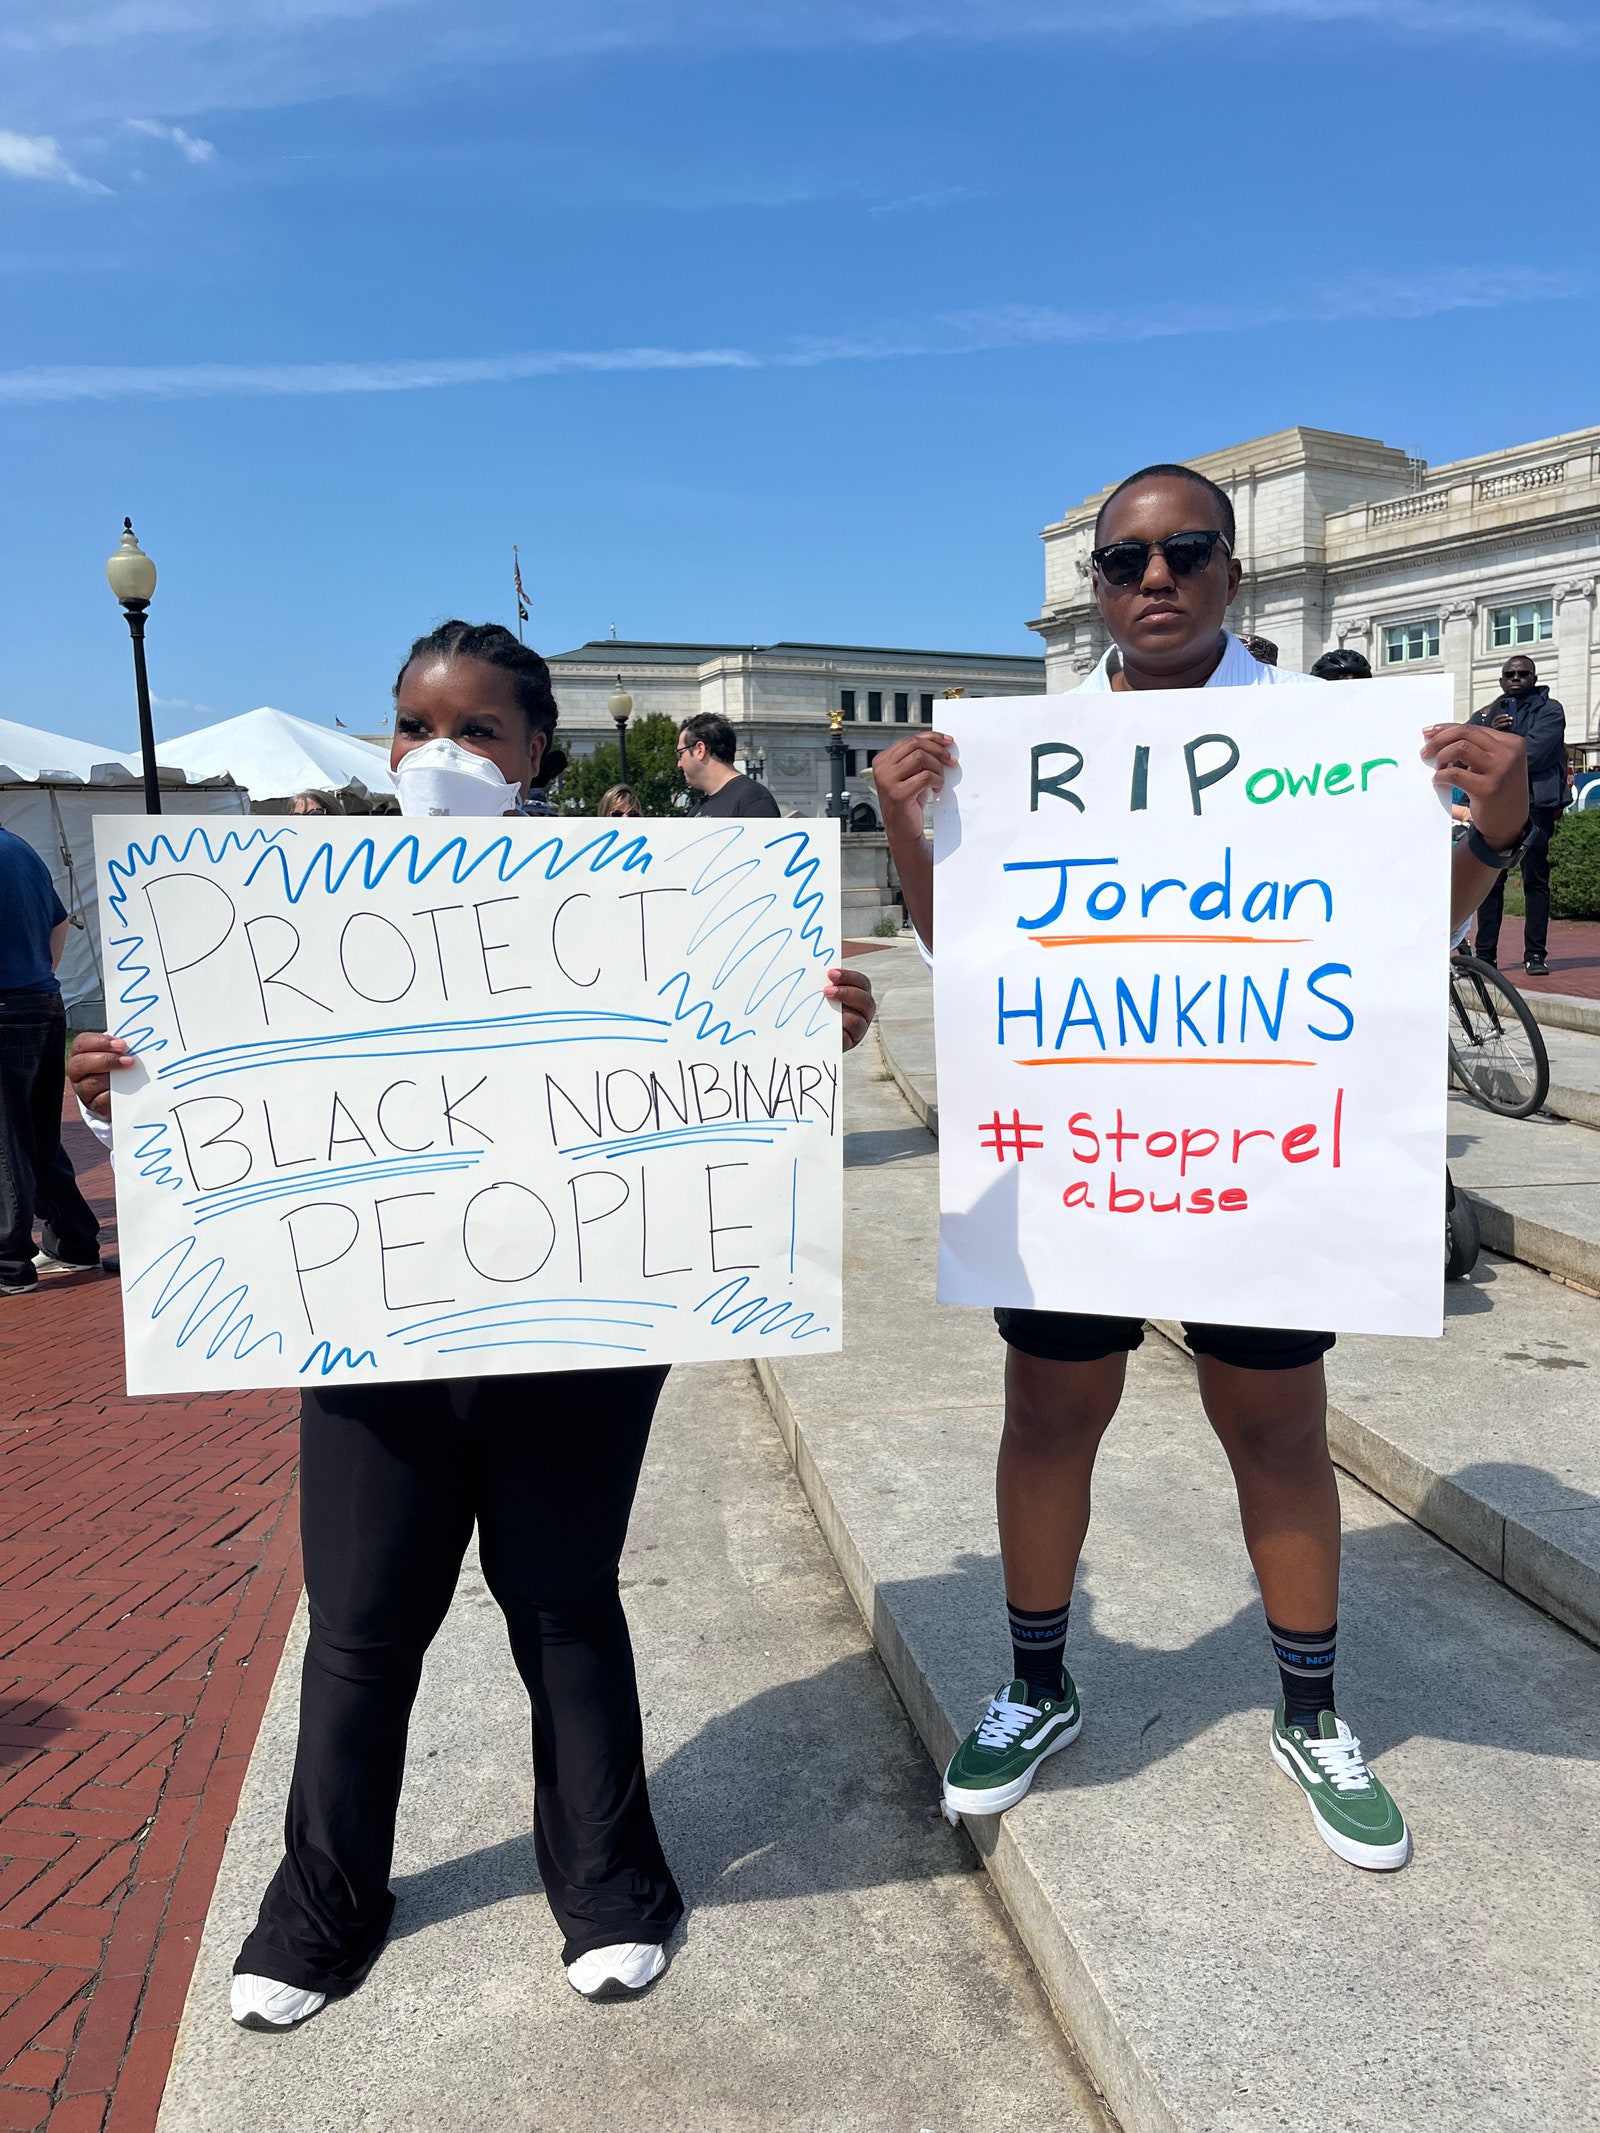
869, 952, 1600, 1651
756, 1355, 1177, 2133
1522, 987, 1600, 1039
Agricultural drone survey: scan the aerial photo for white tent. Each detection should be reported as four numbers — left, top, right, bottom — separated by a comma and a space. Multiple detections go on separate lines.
152, 706, 395, 801
0, 716, 133, 783
0, 772, 249, 1020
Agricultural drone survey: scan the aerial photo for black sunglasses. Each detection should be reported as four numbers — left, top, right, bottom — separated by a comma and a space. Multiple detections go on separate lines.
1090, 529, 1232, 588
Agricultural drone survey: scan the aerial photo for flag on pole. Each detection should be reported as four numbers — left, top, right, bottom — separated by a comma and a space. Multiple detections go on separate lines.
513, 546, 530, 641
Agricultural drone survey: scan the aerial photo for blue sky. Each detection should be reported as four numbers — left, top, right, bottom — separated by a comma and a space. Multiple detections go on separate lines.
1, 0, 1597, 749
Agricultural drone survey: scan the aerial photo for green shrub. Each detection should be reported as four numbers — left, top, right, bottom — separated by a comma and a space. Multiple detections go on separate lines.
555, 712, 687, 816
1549, 810, 1600, 920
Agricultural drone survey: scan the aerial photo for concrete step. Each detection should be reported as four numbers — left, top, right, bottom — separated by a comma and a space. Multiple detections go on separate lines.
158, 1363, 1110, 2133
759, 1042, 1600, 2133
860, 943, 1600, 1646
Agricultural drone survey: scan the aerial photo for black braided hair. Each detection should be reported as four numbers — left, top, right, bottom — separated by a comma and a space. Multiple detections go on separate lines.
394, 620, 559, 740
1094, 463, 1237, 549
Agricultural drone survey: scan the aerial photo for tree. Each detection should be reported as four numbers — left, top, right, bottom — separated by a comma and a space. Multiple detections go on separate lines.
554, 712, 688, 816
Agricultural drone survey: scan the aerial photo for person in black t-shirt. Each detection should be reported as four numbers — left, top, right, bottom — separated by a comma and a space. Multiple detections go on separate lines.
677, 713, 780, 818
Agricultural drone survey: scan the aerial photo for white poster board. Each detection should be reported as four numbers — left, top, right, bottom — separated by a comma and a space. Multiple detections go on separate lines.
96, 816, 843, 1395
932, 680, 1452, 1337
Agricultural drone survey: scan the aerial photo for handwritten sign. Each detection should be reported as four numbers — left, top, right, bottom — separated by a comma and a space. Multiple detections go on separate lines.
932, 680, 1452, 1337
95, 816, 842, 1395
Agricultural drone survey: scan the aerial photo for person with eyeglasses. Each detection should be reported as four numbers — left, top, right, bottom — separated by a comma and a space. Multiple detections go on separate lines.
1465, 655, 1566, 977
873, 462, 1530, 1873
675, 713, 780, 819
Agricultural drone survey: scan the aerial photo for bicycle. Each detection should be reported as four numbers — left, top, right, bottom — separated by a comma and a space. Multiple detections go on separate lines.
1448, 953, 1549, 1119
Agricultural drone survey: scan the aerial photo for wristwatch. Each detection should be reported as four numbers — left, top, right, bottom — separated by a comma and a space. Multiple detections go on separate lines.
1465, 818, 1535, 871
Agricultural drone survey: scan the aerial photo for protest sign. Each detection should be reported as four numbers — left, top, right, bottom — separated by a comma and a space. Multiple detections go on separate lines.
95, 816, 842, 1395
932, 679, 1452, 1337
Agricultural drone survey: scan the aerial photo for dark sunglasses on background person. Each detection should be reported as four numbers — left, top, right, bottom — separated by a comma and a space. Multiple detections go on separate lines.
1090, 529, 1232, 588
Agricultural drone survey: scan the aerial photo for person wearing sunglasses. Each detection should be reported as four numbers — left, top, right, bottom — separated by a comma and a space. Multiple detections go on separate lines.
873, 462, 1530, 1874
1464, 656, 1566, 976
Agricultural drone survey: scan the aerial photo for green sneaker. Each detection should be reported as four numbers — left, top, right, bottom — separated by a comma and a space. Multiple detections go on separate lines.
1269, 1702, 1411, 1870
942, 1677, 1082, 1818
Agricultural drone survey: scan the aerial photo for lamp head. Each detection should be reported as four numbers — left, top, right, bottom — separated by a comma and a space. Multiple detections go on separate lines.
106, 518, 157, 606
608, 677, 633, 727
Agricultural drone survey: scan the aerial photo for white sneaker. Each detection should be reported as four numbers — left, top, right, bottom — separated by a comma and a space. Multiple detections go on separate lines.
32, 1250, 99, 1276
230, 1973, 326, 2031
564, 1941, 668, 2001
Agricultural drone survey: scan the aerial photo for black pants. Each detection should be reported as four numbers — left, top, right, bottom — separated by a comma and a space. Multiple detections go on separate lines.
0, 990, 99, 1287
237, 1367, 682, 1996
1475, 804, 1558, 965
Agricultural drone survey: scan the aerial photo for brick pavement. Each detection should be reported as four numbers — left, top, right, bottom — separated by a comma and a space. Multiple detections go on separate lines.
1475, 916, 1600, 999
0, 1105, 301, 2132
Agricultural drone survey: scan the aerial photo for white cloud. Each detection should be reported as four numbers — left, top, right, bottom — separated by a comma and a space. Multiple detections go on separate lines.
0, 130, 109, 192
0, 0, 1589, 130
0, 264, 1585, 406
125, 117, 217, 163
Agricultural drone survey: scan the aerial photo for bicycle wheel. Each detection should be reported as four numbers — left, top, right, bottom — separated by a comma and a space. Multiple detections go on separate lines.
1444, 1169, 1480, 1281
1448, 957, 1549, 1118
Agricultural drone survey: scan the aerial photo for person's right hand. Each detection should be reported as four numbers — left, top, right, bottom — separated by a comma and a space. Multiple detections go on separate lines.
68, 1032, 135, 1121
871, 731, 957, 835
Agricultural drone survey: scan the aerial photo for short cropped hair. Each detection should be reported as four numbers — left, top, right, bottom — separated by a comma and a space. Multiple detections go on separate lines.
1094, 463, 1237, 549
679, 712, 737, 765
1310, 648, 1373, 681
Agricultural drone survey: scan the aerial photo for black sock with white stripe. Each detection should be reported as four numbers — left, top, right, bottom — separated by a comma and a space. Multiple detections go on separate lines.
1268, 1617, 1337, 1730
1008, 1599, 1070, 1704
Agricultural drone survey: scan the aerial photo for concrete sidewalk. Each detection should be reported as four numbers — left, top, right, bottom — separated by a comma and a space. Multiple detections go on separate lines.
870, 939, 1600, 1645
156, 1364, 1109, 2133
759, 1025, 1600, 2133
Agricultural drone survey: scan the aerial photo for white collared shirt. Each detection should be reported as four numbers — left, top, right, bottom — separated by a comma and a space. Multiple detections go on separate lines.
1074, 630, 1319, 693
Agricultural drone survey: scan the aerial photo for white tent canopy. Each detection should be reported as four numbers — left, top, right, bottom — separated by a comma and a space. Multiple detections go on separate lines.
0, 717, 133, 783
153, 706, 395, 801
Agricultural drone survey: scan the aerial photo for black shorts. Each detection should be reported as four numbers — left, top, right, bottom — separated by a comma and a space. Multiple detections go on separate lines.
994, 1310, 1334, 1373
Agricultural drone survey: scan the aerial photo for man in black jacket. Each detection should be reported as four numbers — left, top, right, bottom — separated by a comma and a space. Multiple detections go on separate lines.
1469, 655, 1566, 975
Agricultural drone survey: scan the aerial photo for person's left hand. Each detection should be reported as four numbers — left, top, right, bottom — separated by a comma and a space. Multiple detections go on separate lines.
824, 965, 876, 1052
1421, 722, 1529, 850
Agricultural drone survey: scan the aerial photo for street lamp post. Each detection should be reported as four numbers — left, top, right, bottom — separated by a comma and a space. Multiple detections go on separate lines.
608, 676, 634, 789
825, 707, 847, 822
106, 519, 161, 815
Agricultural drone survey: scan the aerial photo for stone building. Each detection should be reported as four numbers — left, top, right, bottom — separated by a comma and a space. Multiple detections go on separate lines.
1031, 424, 1600, 735
546, 638, 1044, 821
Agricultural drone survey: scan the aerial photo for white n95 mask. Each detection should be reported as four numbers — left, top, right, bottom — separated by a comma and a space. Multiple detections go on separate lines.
393, 737, 521, 818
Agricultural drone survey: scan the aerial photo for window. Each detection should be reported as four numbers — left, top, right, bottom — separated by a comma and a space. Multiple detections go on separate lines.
1384, 619, 1440, 664
866, 749, 880, 765
844, 749, 858, 776
920, 693, 934, 723
867, 691, 883, 722
840, 689, 856, 721
894, 692, 909, 723
1492, 600, 1554, 649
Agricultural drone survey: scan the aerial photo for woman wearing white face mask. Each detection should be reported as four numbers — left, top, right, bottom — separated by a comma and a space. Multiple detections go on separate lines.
68, 621, 879, 2027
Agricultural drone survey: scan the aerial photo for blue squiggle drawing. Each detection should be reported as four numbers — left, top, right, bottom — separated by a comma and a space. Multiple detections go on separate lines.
301, 1341, 378, 1375
131, 1121, 184, 1191
127, 1236, 285, 1362
386, 1296, 678, 1337
435, 1337, 650, 1356
653, 969, 754, 1047
562, 1121, 804, 1161
243, 826, 652, 905
157, 1009, 669, 1091
661, 826, 837, 1040
104, 825, 292, 926
400, 1314, 656, 1349
694, 1274, 830, 1342
186, 1152, 483, 1224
